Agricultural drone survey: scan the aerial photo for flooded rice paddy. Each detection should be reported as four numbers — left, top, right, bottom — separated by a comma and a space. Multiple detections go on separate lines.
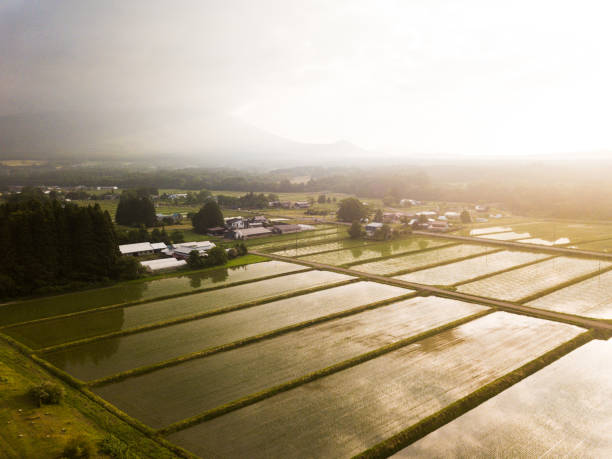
300, 238, 451, 266
458, 256, 610, 302
0, 260, 304, 326
166, 312, 581, 458
94, 296, 486, 428
5, 270, 351, 349
398, 339, 612, 458
396, 250, 548, 286
351, 244, 494, 276
529, 269, 612, 319
44, 281, 409, 381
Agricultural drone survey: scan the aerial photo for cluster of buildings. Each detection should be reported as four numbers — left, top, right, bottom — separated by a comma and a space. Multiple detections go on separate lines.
119, 240, 219, 273
207, 216, 313, 240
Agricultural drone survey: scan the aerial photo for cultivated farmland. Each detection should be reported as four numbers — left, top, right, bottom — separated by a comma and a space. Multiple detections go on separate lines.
166, 312, 581, 458
399, 339, 612, 458
476, 231, 530, 241
271, 239, 369, 257
351, 244, 494, 276
44, 281, 408, 381
5, 270, 352, 349
529, 270, 612, 319
300, 238, 451, 266
396, 250, 549, 286
94, 296, 486, 428
0, 260, 304, 327
457, 256, 611, 302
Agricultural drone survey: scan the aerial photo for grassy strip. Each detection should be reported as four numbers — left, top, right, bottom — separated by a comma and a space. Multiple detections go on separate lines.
353, 329, 595, 459
87, 292, 418, 388
0, 333, 193, 458
517, 263, 612, 304
451, 255, 558, 287
37, 279, 358, 354
340, 241, 462, 268
270, 239, 371, 257
159, 308, 494, 435
2, 266, 312, 330
378, 248, 503, 277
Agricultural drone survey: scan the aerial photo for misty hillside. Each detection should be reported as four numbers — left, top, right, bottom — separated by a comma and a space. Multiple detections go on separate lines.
0, 111, 372, 167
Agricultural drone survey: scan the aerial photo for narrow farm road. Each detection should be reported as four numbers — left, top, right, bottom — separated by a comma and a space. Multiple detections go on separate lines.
252, 251, 612, 333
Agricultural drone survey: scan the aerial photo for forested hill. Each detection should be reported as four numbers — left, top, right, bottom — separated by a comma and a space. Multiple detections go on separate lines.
0, 192, 138, 299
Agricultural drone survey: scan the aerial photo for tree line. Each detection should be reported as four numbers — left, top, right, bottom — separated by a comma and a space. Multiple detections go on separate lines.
0, 190, 139, 299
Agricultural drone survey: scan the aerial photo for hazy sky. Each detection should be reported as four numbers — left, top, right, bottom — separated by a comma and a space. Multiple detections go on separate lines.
2, 0, 612, 156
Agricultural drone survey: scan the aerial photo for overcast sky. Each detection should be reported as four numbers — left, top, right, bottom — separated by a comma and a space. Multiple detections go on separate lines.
2, 0, 612, 157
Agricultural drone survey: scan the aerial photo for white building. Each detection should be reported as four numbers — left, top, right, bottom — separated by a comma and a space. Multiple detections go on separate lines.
140, 258, 187, 272
119, 242, 155, 256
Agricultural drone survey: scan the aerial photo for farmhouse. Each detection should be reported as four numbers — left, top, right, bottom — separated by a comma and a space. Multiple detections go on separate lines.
294, 201, 311, 208
172, 241, 217, 259
151, 242, 168, 253
156, 212, 182, 224
444, 211, 461, 220
119, 242, 155, 256
232, 227, 273, 240
429, 221, 450, 232
207, 226, 226, 236
365, 222, 384, 236
225, 217, 245, 230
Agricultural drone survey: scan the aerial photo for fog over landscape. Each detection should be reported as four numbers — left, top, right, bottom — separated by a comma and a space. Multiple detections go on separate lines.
4, 3, 612, 459
2, 0, 612, 164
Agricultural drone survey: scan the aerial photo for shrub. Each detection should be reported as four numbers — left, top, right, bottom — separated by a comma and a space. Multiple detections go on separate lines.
226, 248, 238, 259
206, 246, 228, 267
29, 381, 65, 406
99, 435, 139, 459
61, 435, 94, 459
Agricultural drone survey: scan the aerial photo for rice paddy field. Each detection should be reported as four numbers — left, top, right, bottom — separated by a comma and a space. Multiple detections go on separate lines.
574, 238, 612, 253
399, 339, 612, 458
271, 238, 369, 257
6, 216, 612, 458
94, 296, 486, 428
247, 229, 345, 252
4, 270, 352, 349
528, 270, 612, 319
476, 231, 531, 241
299, 238, 452, 266
0, 260, 304, 327
469, 220, 612, 248
166, 312, 582, 458
396, 250, 549, 286
457, 256, 611, 302
468, 226, 512, 236
43, 281, 408, 381
351, 244, 495, 276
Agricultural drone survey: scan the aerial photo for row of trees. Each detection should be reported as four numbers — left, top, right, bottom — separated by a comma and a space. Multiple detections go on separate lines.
216, 192, 277, 209
0, 191, 139, 298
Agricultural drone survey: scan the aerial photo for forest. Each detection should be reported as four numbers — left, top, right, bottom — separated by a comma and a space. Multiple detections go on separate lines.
0, 190, 139, 299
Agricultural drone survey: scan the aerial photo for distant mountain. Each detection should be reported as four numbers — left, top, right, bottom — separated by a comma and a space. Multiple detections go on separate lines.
0, 111, 373, 167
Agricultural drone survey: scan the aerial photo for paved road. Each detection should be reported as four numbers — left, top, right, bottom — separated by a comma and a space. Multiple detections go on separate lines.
252, 250, 612, 333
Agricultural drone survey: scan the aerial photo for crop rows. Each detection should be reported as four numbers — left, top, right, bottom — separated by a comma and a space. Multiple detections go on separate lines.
352, 244, 494, 276
43, 281, 408, 381
458, 257, 611, 302
6, 270, 352, 350
396, 250, 548, 286
165, 312, 581, 458
0, 260, 304, 327
94, 296, 487, 429
401, 339, 612, 458
300, 238, 451, 266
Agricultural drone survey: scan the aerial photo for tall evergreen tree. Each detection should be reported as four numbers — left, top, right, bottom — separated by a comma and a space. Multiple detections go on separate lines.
115, 190, 156, 227
192, 201, 224, 234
